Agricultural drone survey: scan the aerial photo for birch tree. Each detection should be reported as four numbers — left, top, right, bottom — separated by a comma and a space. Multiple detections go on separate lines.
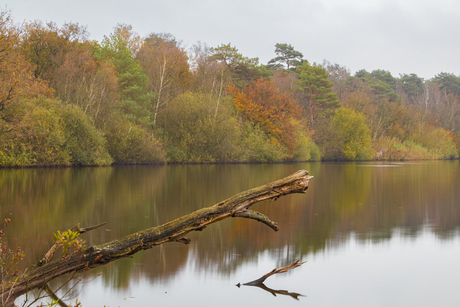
137, 33, 192, 127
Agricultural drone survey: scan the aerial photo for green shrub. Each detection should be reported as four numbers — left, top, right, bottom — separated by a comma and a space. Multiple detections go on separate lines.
10, 98, 71, 166
61, 105, 113, 166
0, 144, 35, 167
374, 137, 450, 160
240, 122, 288, 162
414, 125, 458, 159
158, 93, 242, 163
313, 117, 343, 160
290, 120, 321, 162
104, 117, 166, 164
332, 107, 374, 160
0, 97, 113, 167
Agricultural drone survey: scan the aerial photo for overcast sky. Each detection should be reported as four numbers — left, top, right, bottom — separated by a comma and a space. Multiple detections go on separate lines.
2, 0, 459, 79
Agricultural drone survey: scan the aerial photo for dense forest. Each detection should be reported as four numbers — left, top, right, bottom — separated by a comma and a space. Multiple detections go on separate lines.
1, 11, 459, 167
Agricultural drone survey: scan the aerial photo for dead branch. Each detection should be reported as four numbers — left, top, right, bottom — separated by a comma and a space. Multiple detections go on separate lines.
233, 209, 279, 231
41, 284, 68, 307
1, 170, 312, 306
242, 260, 307, 285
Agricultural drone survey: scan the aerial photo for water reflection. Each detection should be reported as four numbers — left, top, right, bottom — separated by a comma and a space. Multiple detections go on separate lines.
241, 283, 306, 300
1, 161, 459, 306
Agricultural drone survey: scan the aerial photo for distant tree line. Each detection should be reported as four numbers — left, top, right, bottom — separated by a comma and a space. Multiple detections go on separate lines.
1, 11, 458, 167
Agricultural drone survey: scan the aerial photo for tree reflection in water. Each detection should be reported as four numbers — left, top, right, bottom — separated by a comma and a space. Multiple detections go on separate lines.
2, 161, 459, 306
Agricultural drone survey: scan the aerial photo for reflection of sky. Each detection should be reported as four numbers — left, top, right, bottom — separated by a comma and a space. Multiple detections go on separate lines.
309, 231, 460, 307
31, 231, 460, 307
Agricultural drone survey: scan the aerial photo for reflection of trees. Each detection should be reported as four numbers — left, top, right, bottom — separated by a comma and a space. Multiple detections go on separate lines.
2, 161, 459, 291
0, 166, 167, 275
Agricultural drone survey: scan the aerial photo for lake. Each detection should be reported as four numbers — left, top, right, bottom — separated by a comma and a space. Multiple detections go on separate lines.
1, 161, 459, 306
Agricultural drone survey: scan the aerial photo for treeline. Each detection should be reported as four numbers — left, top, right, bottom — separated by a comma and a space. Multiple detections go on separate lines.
1, 11, 459, 167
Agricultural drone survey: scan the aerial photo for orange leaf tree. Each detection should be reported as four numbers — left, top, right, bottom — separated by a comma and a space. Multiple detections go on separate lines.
1, 11, 50, 127
228, 78, 303, 156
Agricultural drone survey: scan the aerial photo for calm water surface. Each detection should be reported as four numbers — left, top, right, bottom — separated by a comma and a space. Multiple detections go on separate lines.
1, 161, 459, 306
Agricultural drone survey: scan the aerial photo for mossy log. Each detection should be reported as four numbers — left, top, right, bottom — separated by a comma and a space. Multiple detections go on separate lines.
1, 170, 313, 306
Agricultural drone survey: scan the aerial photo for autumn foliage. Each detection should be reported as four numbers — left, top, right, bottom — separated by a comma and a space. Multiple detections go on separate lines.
228, 79, 303, 155
1, 10, 459, 167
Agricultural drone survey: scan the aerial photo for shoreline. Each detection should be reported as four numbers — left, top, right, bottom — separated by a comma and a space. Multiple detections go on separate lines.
1, 157, 459, 169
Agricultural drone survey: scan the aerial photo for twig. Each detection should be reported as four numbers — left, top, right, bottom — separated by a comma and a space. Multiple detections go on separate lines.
0, 218, 11, 235
37, 222, 107, 266
42, 284, 68, 307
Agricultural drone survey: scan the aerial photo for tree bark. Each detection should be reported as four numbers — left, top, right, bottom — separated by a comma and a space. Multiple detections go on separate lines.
1, 170, 312, 306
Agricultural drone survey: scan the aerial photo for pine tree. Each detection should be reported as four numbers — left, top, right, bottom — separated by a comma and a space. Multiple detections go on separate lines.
297, 62, 340, 130
97, 34, 153, 126
267, 43, 304, 71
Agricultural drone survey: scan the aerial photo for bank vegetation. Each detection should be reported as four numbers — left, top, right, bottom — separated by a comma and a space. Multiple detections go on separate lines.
1, 11, 458, 167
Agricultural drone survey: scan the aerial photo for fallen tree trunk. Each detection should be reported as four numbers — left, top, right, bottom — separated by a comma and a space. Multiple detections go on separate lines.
2, 170, 312, 305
